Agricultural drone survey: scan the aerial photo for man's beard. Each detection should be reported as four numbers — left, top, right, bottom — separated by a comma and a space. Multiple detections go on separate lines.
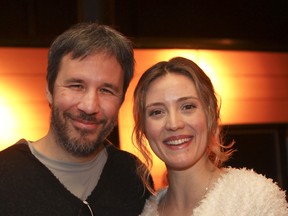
50, 106, 115, 157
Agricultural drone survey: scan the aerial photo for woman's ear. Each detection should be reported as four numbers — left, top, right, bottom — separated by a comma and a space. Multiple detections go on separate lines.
46, 85, 52, 105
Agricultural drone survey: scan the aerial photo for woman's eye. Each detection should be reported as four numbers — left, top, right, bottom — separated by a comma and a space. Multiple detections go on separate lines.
148, 109, 163, 117
182, 104, 196, 110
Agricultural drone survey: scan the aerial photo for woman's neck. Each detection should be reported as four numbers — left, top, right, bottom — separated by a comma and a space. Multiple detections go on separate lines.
159, 161, 221, 216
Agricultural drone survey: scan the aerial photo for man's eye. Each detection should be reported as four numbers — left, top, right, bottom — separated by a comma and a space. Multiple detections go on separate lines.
69, 84, 83, 89
100, 88, 114, 94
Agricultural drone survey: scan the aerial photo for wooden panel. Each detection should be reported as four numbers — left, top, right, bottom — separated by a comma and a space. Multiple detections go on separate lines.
198, 50, 288, 75
0, 76, 46, 102
0, 47, 49, 150
218, 76, 288, 100
0, 101, 50, 151
0, 47, 48, 75
1, 101, 51, 128
221, 100, 288, 124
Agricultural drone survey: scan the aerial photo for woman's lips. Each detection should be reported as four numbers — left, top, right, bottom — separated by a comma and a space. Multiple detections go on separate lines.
163, 136, 193, 147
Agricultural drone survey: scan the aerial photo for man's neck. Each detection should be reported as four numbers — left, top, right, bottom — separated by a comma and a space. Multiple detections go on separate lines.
32, 130, 103, 163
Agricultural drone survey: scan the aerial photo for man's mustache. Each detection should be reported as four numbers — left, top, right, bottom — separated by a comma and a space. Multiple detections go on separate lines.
65, 111, 106, 124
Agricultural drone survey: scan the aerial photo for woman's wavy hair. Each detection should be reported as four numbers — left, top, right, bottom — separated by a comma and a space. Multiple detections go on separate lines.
133, 57, 234, 192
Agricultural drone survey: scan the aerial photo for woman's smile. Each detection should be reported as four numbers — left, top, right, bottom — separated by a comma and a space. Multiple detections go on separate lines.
163, 135, 193, 148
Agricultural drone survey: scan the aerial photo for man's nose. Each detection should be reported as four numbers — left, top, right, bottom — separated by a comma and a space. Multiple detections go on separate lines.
77, 91, 100, 115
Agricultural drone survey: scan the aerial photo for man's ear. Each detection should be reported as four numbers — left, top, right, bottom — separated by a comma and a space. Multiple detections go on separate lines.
46, 85, 52, 105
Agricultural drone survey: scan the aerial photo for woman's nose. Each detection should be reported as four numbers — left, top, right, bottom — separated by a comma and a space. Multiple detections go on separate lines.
77, 91, 100, 115
165, 111, 185, 131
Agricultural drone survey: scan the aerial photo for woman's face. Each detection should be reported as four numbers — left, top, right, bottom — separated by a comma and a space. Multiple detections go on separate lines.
144, 73, 208, 170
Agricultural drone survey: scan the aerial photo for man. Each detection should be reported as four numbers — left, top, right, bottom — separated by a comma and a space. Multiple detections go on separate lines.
0, 22, 152, 216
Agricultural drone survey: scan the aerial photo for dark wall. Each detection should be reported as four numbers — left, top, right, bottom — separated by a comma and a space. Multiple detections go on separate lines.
114, 0, 288, 50
0, 0, 287, 51
0, 0, 79, 46
223, 124, 288, 192
115, 1, 287, 41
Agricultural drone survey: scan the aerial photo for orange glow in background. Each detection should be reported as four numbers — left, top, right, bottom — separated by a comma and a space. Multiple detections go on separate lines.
0, 85, 49, 148
0, 95, 19, 144
0, 48, 49, 151
1, 47, 288, 189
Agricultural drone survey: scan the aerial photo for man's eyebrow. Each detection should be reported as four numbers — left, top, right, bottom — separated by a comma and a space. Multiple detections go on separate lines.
102, 82, 121, 91
64, 78, 84, 83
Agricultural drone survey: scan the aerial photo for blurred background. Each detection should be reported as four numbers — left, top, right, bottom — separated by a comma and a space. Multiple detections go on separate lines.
0, 0, 287, 190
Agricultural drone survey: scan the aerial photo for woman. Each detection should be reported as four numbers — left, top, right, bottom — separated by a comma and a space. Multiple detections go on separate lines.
133, 57, 288, 215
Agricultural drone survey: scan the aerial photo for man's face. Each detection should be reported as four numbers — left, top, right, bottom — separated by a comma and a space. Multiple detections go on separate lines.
47, 53, 124, 157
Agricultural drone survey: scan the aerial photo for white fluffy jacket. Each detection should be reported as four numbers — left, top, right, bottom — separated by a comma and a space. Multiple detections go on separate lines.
140, 168, 288, 216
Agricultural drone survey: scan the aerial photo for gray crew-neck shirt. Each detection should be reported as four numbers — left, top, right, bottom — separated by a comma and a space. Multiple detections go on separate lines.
28, 142, 107, 200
